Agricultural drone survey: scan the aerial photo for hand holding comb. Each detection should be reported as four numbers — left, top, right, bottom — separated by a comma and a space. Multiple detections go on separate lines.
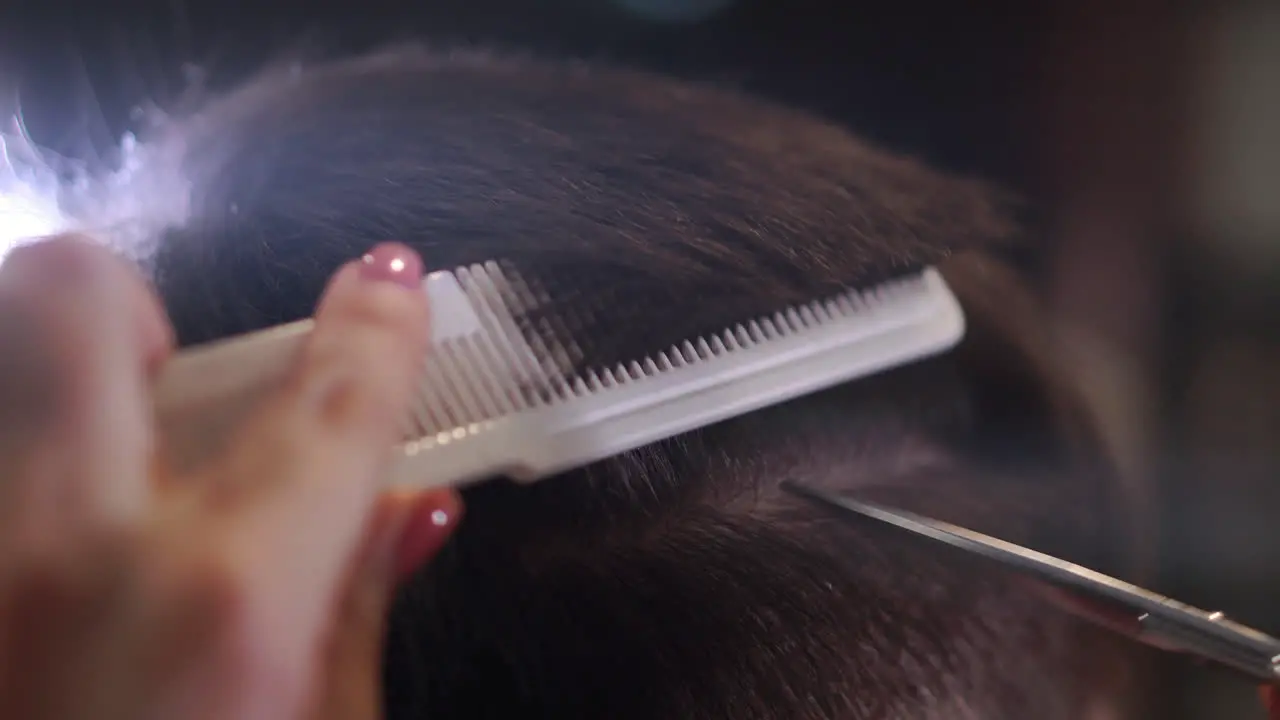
154, 261, 966, 491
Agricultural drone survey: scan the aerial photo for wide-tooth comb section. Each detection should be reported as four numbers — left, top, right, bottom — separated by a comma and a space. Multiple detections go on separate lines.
401, 335, 514, 440
492, 260, 584, 403
455, 263, 568, 407
397, 264, 576, 442
456, 271, 931, 405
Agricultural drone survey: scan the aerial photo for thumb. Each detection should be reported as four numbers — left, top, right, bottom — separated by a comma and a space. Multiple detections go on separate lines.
308, 490, 462, 720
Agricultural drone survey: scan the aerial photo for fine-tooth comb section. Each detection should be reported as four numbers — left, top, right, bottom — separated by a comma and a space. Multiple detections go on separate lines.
469, 271, 932, 403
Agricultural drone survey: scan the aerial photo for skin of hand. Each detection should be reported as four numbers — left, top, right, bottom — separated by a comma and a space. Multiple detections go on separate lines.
0, 236, 461, 720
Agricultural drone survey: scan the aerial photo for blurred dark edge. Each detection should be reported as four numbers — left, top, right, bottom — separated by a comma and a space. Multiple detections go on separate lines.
3, 1, 1278, 718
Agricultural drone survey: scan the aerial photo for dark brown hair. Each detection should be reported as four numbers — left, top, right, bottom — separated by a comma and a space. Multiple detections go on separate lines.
147, 47, 1145, 719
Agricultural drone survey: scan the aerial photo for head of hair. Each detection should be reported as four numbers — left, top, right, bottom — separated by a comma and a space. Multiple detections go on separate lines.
140, 46, 1145, 719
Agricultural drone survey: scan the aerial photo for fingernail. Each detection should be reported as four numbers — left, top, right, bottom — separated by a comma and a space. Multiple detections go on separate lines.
394, 491, 463, 579
1262, 685, 1279, 711
359, 242, 423, 289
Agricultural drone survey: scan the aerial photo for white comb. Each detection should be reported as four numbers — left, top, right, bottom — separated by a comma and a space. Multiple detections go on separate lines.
153, 263, 966, 489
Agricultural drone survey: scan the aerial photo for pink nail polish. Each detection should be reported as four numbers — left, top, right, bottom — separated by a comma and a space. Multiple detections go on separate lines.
394, 492, 463, 579
359, 242, 424, 289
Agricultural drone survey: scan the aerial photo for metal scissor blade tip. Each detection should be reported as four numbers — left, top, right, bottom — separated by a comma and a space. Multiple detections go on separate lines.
780, 480, 1117, 590
779, 480, 1151, 618
779, 480, 1280, 684
779, 481, 974, 551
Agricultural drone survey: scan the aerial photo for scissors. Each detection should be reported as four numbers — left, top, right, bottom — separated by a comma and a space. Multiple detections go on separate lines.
779, 480, 1280, 687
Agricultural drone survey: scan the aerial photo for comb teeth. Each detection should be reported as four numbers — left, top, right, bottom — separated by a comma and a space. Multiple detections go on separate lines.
384, 263, 962, 490
399, 265, 554, 440
396, 267, 935, 443
563, 272, 928, 392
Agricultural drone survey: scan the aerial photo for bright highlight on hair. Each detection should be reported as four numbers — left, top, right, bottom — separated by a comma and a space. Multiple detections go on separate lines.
0, 122, 70, 259
0, 113, 193, 264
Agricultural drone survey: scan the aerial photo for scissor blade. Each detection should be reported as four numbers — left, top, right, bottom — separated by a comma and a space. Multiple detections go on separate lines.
779, 480, 1280, 683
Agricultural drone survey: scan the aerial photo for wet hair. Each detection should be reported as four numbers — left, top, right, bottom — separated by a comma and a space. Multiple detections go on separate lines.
145, 47, 1145, 719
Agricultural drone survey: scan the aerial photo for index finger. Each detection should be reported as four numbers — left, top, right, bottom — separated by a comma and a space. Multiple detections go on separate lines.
0, 236, 172, 529
208, 243, 429, 629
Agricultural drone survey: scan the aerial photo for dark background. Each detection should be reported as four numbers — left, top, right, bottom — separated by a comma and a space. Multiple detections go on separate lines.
3, 1, 1278, 718
0, 0, 1043, 197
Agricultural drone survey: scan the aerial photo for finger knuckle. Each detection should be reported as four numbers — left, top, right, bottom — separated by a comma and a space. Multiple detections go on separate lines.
0, 240, 125, 420
162, 550, 254, 636
1, 550, 81, 612
155, 550, 298, 694
315, 332, 411, 428
4, 235, 103, 280
302, 300, 424, 424
340, 282, 429, 344
0, 534, 133, 627
0, 297, 65, 406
